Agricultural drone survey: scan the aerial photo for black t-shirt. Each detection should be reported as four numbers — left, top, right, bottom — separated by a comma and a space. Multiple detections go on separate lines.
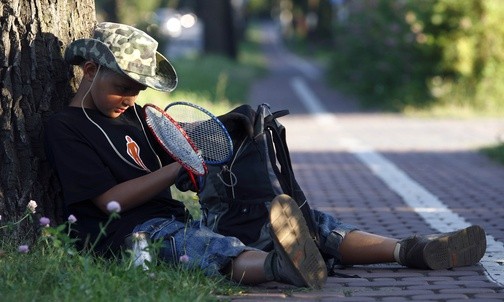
44, 105, 189, 255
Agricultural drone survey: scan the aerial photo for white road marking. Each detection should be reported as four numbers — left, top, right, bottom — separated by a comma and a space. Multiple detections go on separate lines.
290, 76, 504, 286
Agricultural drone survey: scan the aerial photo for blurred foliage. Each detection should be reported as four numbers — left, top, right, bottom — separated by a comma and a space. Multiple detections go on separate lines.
95, 0, 179, 23
94, 0, 504, 114
137, 53, 264, 111
137, 25, 267, 112
481, 142, 504, 166
93, 0, 266, 110
95, 0, 173, 52
247, 0, 275, 18
274, 0, 335, 44
328, 0, 504, 113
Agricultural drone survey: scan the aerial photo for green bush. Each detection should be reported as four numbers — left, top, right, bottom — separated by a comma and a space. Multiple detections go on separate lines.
329, 0, 504, 113
481, 143, 504, 166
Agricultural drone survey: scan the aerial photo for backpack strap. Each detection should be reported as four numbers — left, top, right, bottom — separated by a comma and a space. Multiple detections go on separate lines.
256, 104, 320, 245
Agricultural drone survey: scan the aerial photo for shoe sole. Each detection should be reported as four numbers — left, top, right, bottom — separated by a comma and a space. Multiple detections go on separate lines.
269, 194, 327, 288
423, 225, 487, 270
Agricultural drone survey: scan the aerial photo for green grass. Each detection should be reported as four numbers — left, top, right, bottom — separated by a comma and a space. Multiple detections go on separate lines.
401, 101, 504, 118
171, 187, 200, 219
481, 143, 504, 166
0, 218, 242, 302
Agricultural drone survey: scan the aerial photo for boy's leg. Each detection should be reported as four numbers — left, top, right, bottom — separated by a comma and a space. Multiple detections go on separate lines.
338, 231, 397, 264
131, 215, 325, 287
224, 250, 270, 284
312, 209, 486, 270
338, 226, 486, 270
264, 194, 327, 288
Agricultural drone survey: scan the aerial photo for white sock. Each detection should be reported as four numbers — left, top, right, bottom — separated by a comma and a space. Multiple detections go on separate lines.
393, 242, 402, 265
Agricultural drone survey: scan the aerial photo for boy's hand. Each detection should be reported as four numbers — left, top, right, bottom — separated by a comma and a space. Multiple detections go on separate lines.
175, 168, 201, 192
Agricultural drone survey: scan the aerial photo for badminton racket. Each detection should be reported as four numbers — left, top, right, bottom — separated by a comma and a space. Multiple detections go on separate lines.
164, 101, 233, 165
143, 103, 207, 189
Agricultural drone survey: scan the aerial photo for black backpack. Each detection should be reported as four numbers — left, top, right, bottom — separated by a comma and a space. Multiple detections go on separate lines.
197, 103, 318, 250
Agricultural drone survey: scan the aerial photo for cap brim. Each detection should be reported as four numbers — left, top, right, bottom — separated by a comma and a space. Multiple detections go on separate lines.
123, 52, 178, 92
65, 39, 177, 92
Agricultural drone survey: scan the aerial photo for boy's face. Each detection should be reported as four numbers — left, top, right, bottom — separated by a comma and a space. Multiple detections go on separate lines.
91, 67, 147, 118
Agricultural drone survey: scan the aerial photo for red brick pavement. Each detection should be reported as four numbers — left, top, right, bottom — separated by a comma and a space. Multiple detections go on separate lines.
225, 22, 504, 301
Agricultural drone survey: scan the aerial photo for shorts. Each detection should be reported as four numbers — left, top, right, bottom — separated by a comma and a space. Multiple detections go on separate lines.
313, 209, 359, 264
133, 217, 256, 276
220, 208, 358, 266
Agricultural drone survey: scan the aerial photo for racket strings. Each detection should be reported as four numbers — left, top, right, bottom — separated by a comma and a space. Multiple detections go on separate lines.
182, 120, 232, 162
167, 105, 232, 164
144, 106, 206, 175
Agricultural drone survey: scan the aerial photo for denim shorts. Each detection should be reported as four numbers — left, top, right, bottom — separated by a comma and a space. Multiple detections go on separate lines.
133, 217, 256, 276
133, 210, 358, 276
312, 209, 359, 264
240, 209, 358, 264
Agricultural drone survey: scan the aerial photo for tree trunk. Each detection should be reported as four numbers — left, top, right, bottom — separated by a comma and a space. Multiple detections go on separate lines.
0, 0, 95, 243
197, 0, 237, 59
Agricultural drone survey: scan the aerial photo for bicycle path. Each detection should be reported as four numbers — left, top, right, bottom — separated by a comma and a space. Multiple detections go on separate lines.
226, 22, 504, 301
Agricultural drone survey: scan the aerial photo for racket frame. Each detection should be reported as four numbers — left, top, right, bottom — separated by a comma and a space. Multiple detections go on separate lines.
164, 101, 234, 165
143, 103, 207, 176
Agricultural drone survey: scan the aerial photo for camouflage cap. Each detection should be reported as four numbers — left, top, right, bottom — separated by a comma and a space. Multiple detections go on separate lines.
65, 22, 177, 92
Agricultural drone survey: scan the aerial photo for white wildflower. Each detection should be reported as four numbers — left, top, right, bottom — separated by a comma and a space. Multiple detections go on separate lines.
27, 200, 37, 214
106, 201, 121, 213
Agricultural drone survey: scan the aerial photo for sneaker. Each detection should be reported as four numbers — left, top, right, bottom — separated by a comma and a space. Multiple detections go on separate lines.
398, 225, 486, 270
265, 194, 327, 288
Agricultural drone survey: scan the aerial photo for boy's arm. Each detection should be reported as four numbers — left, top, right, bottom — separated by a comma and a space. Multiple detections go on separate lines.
91, 162, 181, 213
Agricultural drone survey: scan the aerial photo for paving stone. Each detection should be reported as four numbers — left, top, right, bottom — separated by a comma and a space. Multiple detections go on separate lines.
473, 293, 504, 299
227, 21, 504, 302
350, 289, 434, 297
439, 287, 498, 295
411, 294, 470, 300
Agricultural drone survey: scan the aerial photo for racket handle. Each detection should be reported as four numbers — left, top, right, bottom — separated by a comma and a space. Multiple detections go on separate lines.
188, 171, 199, 192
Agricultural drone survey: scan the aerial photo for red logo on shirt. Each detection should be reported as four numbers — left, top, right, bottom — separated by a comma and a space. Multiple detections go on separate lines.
125, 135, 149, 171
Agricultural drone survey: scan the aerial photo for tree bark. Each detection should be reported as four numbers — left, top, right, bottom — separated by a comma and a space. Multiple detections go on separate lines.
0, 0, 96, 242
197, 0, 238, 59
